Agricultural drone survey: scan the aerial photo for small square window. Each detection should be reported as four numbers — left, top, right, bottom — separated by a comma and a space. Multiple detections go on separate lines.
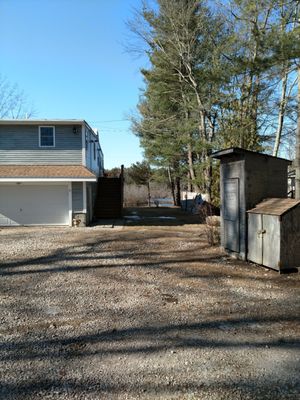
39, 126, 55, 147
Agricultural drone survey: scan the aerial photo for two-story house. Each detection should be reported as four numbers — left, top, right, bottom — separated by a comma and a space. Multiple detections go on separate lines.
0, 119, 104, 226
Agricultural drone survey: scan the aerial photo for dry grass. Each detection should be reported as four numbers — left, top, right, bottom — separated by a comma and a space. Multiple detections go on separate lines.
124, 183, 171, 207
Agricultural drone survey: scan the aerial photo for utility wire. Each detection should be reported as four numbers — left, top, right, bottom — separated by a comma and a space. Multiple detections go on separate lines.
89, 119, 130, 123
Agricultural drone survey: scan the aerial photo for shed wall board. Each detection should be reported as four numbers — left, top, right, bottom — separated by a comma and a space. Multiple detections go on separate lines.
0, 124, 82, 165
244, 154, 288, 210
223, 178, 240, 252
280, 207, 300, 269
248, 204, 299, 271
247, 213, 263, 265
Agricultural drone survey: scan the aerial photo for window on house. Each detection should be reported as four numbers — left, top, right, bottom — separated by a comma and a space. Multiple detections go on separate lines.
93, 142, 96, 160
39, 126, 55, 147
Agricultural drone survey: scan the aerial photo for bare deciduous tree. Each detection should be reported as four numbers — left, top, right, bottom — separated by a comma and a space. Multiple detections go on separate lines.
0, 75, 34, 119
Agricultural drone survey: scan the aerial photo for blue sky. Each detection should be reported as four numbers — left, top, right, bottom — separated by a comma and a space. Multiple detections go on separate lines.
0, 0, 145, 168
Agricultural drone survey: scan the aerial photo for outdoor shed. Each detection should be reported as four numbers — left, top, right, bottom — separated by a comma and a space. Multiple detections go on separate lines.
212, 148, 291, 260
247, 198, 300, 272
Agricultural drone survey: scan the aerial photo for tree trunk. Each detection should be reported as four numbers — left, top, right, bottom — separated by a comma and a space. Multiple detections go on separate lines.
204, 156, 212, 203
187, 171, 192, 192
273, 68, 288, 156
187, 143, 201, 193
167, 166, 176, 205
175, 177, 181, 206
187, 142, 196, 180
295, 65, 300, 200
147, 181, 151, 207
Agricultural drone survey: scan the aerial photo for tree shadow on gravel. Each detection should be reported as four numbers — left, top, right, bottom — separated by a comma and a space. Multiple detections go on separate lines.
0, 316, 299, 399
1, 315, 299, 361
1, 221, 299, 399
0, 372, 299, 400
0, 252, 224, 276
0, 233, 295, 286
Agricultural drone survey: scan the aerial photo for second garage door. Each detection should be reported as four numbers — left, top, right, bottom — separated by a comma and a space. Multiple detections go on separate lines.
0, 184, 69, 226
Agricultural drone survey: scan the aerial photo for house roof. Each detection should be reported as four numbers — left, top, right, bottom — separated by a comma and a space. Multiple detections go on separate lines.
247, 198, 300, 216
211, 147, 291, 163
0, 165, 97, 181
0, 119, 86, 125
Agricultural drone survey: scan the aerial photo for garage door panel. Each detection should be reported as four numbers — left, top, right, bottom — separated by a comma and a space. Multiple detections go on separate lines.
0, 213, 18, 226
0, 185, 69, 226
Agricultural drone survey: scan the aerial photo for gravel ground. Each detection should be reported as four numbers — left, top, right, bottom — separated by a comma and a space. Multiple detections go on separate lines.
0, 207, 299, 400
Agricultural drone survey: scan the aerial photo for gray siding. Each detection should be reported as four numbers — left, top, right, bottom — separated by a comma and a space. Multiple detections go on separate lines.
86, 182, 98, 224
0, 125, 82, 164
85, 126, 103, 176
72, 182, 83, 212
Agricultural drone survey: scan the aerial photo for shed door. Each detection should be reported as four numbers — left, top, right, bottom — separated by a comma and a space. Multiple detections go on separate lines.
223, 178, 240, 252
247, 213, 280, 270
262, 215, 280, 270
0, 184, 69, 226
248, 213, 263, 264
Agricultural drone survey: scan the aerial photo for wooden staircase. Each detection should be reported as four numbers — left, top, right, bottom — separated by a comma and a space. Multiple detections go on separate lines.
94, 172, 124, 219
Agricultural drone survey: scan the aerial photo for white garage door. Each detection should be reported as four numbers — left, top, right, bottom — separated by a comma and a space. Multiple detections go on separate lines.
0, 184, 69, 226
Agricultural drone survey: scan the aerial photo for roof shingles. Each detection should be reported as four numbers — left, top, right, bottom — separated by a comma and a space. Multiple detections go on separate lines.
0, 165, 96, 179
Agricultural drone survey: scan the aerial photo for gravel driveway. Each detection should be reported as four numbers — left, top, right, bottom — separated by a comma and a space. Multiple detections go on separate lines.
0, 207, 299, 399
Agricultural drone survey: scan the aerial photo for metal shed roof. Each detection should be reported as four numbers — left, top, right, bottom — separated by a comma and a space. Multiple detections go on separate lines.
211, 147, 291, 163
247, 198, 300, 216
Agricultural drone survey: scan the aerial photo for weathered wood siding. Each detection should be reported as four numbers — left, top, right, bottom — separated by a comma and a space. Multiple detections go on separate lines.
244, 154, 288, 210
262, 214, 281, 270
247, 213, 263, 265
72, 182, 83, 212
280, 207, 300, 269
219, 152, 289, 261
248, 207, 300, 271
220, 159, 246, 258
0, 124, 82, 165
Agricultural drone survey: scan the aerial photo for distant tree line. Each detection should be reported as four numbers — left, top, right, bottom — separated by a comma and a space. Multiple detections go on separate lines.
106, 162, 179, 206
128, 0, 300, 202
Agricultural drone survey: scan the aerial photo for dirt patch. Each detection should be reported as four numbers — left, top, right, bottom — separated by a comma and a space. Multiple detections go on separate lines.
0, 207, 299, 399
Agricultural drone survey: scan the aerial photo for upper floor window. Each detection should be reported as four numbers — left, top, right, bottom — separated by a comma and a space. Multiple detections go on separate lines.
93, 142, 96, 160
39, 126, 55, 147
